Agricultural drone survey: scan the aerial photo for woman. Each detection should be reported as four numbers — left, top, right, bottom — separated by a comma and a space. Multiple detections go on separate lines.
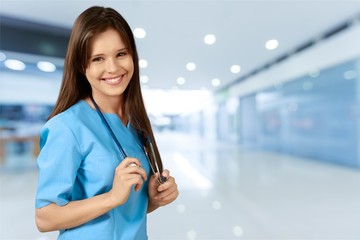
35, 6, 179, 240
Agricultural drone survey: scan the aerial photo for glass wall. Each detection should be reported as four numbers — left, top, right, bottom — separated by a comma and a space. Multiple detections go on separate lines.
204, 57, 360, 168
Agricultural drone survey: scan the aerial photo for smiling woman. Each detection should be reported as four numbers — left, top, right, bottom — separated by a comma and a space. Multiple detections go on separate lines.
85, 28, 134, 115
34, 6, 178, 240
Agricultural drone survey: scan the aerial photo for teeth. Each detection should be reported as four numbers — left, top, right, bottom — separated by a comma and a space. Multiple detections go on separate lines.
104, 76, 122, 83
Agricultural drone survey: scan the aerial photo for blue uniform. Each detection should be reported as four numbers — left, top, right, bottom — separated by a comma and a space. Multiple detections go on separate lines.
35, 100, 151, 240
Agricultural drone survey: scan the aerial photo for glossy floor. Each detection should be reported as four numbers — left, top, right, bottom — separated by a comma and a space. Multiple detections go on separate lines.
1, 131, 360, 240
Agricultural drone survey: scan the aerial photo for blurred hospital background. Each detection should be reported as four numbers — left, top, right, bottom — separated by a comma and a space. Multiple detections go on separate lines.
1, 1, 360, 239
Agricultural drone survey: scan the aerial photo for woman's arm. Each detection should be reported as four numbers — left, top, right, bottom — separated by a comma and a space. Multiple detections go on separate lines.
36, 157, 147, 232
36, 192, 113, 232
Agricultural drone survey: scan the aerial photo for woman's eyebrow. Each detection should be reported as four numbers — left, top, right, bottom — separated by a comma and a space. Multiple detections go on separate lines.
90, 48, 128, 57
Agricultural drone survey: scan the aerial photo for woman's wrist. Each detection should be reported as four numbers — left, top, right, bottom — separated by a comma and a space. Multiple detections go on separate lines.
147, 199, 160, 213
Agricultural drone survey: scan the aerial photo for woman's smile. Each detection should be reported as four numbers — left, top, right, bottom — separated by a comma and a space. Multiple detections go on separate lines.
102, 74, 125, 85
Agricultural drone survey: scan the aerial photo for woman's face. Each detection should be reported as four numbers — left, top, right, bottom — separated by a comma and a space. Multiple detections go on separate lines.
85, 28, 134, 102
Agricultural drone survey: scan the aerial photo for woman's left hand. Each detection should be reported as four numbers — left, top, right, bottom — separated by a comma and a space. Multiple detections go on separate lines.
147, 169, 179, 213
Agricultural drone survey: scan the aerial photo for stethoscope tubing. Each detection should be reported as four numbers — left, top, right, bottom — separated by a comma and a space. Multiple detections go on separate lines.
90, 95, 165, 184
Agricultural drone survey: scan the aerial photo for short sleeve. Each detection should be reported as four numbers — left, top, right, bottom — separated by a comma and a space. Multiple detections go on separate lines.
35, 119, 83, 208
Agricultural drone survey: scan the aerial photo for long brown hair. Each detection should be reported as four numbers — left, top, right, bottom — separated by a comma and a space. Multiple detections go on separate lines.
49, 6, 163, 172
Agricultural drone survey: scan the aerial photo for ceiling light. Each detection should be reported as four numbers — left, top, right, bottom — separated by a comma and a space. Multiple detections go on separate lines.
230, 65, 241, 73
0, 52, 6, 61
211, 78, 221, 87
177, 77, 186, 85
233, 226, 244, 237
4, 59, 26, 71
204, 34, 216, 45
133, 28, 146, 39
343, 70, 357, 80
308, 69, 320, 78
265, 39, 279, 50
140, 75, 149, 83
37, 61, 56, 72
186, 62, 196, 71
139, 59, 148, 68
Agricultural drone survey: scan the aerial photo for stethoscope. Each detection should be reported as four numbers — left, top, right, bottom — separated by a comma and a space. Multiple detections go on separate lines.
90, 95, 166, 185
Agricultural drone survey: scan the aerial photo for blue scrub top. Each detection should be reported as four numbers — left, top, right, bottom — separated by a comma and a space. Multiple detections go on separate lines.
35, 100, 151, 240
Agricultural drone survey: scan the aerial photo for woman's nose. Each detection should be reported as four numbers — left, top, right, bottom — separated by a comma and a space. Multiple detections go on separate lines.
106, 58, 118, 74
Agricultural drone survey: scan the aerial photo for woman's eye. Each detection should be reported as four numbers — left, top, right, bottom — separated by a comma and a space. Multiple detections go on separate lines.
92, 57, 103, 62
117, 52, 127, 57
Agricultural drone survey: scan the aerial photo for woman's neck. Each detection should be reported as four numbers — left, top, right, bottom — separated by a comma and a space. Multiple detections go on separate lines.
86, 95, 128, 125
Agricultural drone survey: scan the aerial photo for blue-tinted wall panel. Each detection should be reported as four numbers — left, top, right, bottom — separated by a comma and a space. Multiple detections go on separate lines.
240, 58, 359, 167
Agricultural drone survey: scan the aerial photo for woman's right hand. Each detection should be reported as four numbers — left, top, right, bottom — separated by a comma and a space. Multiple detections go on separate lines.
108, 157, 147, 207
36, 157, 147, 232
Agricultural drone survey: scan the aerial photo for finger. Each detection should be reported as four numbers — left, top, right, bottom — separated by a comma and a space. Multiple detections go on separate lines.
126, 174, 144, 192
125, 165, 147, 181
157, 183, 177, 198
118, 157, 142, 169
156, 188, 179, 203
161, 169, 170, 179
161, 190, 179, 203
158, 176, 175, 192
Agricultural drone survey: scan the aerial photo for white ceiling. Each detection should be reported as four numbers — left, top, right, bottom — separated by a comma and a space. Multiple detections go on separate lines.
1, 0, 360, 91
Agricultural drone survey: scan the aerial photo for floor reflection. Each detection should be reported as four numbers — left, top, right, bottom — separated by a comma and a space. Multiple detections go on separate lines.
1, 131, 360, 239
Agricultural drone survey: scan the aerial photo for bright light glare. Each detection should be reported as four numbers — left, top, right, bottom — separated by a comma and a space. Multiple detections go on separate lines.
140, 75, 149, 84
4, 59, 26, 71
230, 65, 241, 73
265, 39, 279, 50
133, 28, 146, 39
186, 62, 196, 71
211, 78, 221, 87
139, 59, 148, 68
173, 153, 212, 190
177, 77, 186, 85
143, 89, 212, 116
204, 34, 216, 45
37, 61, 56, 72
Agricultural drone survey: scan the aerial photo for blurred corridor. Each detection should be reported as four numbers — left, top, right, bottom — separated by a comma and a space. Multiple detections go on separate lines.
1, 1, 360, 240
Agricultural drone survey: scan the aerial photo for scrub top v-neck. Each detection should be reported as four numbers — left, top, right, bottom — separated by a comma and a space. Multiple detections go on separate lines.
35, 100, 151, 240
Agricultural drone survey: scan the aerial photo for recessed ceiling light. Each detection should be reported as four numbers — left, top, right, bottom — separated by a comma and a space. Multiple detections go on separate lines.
37, 61, 56, 72
4, 59, 26, 71
230, 65, 241, 73
133, 28, 146, 39
204, 34, 216, 45
177, 77, 186, 85
140, 75, 149, 83
211, 78, 221, 87
265, 39, 279, 50
139, 59, 148, 68
0, 52, 6, 61
186, 62, 196, 71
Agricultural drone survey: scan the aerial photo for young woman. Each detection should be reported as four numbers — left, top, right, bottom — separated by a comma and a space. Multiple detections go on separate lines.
35, 6, 179, 239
